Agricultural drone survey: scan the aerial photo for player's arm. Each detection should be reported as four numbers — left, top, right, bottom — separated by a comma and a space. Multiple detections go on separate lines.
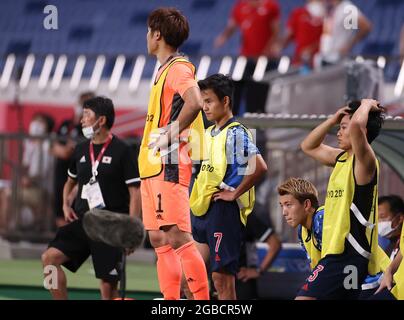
300, 107, 348, 166
128, 185, 141, 219
238, 232, 281, 281
148, 65, 203, 151
259, 233, 281, 273
62, 177, 78, 222
349, 99, 380, 185
175, 86, 204, 134
213, 154, 268, 202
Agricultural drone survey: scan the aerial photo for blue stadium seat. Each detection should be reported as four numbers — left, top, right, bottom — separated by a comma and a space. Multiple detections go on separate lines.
68, 25, 94, 42
181, 41, 202, 56
362, 41, 395, 56
129, 11, 149, 26
25, 0, 47, 14
191, 0, 217, 10
6, 41, 31, 55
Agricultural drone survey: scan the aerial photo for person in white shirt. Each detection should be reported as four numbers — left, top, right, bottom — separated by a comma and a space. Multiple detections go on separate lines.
318, 0, 372, 66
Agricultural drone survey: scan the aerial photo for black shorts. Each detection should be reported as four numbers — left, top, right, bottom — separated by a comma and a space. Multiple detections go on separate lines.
192, 200, 245, 275
367, 287, 397, 300
296, 247, 369, 300
48, 219, 122, 283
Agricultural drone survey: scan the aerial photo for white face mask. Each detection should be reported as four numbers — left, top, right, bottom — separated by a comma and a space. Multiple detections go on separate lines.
82, 118, 100, 139
306, 1, 326, 18
378, 220, 399, 238
29, 120, 46, 136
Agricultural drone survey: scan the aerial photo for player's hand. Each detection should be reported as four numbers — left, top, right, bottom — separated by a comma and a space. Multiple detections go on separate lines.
329, 106, 350, 125
375, 271, 394, 294
148, 129, 170, 156
63, 204, 78, 223
237, 267, 260, 282
360, 99, 381, 112
212, 190, 236, 202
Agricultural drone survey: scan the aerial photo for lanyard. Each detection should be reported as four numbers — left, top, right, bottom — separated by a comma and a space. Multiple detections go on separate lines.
89, 134, 113, 180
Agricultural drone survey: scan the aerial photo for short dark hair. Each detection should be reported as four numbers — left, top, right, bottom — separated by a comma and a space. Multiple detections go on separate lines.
198, 74, 234, 110
347, 100, 385, 144
83, 96, 115, 129
147, 7, 189, 49
379, 195, 404, 217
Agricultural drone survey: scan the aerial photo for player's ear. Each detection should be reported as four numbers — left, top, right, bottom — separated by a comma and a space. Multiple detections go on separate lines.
223, 96, 231, 110
98, 115, 107, 128
304, 199, 311, 210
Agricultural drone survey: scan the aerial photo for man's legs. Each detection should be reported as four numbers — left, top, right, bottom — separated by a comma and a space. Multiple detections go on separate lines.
142, 179, 209, 300
41, 247, 70, 300
212, 271, 236, 300
149, 229, 182, 300
181, 241, 210, 300
149, 226, 210, 300
99, 280, 119, 300
164, 225, 209, 300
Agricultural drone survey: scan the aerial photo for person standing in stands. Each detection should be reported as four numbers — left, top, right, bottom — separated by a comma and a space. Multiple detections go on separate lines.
42, 97, 141, 299
317, 0, 372, 66
282, 0, 325, 68
51, 92, 95, 228
300, 99, 385, 299
236, 209, 281, 299
214, 0, 281, 74
138, 7, 209, 300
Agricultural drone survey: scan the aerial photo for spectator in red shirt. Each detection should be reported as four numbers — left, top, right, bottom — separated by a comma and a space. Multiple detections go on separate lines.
215, 0, 281, 62
283, 0, 325, 68
214, 0, 281, 116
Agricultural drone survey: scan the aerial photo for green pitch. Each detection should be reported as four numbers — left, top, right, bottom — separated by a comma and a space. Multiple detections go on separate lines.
0, 259, 161, 300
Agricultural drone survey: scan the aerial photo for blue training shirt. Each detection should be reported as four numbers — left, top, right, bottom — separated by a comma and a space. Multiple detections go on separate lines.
211, 118, 260, 190
297, 207, 324, 263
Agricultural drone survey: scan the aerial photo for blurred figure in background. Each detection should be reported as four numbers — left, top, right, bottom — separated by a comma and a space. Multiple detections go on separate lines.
236, 208, 281, 299
20, 113, 54, 230
215, 0, 281, 76
377, 195, 404, 260
51, 91, 95, 228
282, 0, 325, 69
317, 0, 372, 67
359, 195, 404, 299
214, 0, 281, 116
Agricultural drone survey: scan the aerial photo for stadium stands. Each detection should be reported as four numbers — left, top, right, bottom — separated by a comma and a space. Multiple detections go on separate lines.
0, 0, 403, 80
